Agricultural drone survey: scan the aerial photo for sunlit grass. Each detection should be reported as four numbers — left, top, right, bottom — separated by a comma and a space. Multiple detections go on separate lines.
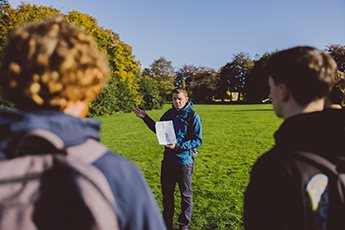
98, 104, 282, 230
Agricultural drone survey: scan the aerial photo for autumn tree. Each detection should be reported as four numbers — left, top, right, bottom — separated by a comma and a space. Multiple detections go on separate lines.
0, 0, 12, 58
144, 57, 175, 101
0, 2, 144, 115
0, 1, 61, 59
175, 65, 219, 102
326, 44, 345, 72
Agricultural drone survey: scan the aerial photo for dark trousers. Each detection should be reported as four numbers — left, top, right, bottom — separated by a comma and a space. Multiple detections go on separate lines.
161, 161, 193, 230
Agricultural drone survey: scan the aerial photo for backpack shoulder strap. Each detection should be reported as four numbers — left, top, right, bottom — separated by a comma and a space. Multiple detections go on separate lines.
61, 153, 119, 229
186, 110, 196, 136
7, 129, 65, 157
19, 129, 65, 149
187, 110, 195, 126
66, 139, 108, 164
292, 151, 338, 175
13, 129, 107, 164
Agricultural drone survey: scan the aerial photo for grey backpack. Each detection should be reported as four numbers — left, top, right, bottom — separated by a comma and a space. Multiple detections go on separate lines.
0, 129, 119, 230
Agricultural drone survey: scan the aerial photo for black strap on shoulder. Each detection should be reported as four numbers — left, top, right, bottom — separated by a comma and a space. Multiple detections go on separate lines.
5, 130, 66, 158
187, 110, 195, 126
185, 110, 196, 138
292, 151, 338, 175
5, 129, 107, 163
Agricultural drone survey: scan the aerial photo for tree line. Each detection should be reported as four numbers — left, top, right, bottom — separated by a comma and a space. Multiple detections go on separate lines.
0, 1, 344, 116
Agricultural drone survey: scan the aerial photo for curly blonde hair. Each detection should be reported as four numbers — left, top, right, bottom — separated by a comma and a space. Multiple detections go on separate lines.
0, 17, 109, 110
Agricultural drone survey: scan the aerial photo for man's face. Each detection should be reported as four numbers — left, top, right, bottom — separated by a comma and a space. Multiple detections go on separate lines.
172, 92, 189, 109
268, 77, 284, 118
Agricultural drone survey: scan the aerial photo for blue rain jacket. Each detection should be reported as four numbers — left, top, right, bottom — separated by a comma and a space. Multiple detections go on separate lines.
142, 101, 202, 164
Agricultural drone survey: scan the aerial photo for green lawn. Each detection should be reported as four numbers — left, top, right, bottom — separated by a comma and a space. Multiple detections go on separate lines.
98, 104, 282, 230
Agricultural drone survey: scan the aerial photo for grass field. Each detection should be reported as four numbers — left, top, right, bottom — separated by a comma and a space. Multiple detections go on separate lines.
98, 104, 282, 230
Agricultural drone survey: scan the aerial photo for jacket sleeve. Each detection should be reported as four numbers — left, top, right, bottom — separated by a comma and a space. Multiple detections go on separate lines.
176, 113, 202, 151
93, 152, 166, 230
142, 114, 156, 133
141, 110, 172, 134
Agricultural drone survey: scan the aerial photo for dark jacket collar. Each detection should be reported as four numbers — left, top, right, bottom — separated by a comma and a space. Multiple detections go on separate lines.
274, 109, 344, 156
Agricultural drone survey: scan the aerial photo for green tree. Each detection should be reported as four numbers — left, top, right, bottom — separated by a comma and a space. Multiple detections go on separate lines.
89, 77, 138, 116
219, 53, 254, 101
138, 75, 164, 110
245, 52, 276, 103
188, 67, 219, 103
0, 2, 61, 59
175, 64, 200, 89
144, 57, 175, 100
149, 57, 175, 78
0, 2, 143, 115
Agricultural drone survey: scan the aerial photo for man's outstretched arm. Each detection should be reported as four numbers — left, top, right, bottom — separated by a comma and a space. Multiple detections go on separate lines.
134, 107, 156, 133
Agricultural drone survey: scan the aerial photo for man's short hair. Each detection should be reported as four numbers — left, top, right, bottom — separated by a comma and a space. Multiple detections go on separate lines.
266, 46, 337, 105
172, 88, 188, 97
0, 17, 110, 111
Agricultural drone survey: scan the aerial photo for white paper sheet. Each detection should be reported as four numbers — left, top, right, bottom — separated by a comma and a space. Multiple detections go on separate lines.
155, 120, 176, 145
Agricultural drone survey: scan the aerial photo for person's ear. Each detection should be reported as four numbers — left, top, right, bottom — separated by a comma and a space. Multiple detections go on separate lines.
63, 100, 89, 118
278, 83, 291, 102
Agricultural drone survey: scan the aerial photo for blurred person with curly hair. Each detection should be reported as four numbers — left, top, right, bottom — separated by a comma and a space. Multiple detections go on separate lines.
0, 17, 166, 230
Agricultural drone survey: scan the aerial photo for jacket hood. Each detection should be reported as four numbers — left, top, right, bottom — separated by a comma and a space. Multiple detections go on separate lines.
274, 109, 345, 157
0, 109, 101, 152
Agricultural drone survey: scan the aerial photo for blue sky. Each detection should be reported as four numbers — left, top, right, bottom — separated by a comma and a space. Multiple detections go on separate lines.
8, 0, 345, 70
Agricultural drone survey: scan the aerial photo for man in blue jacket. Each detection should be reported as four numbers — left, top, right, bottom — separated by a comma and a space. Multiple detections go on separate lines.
0, 18, 166, 230
135, 88, 202, 230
